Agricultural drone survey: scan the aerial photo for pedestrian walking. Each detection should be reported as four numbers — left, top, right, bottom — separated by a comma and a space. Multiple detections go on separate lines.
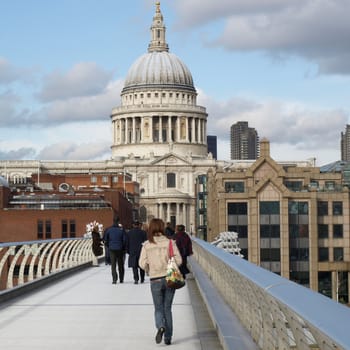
139, 218, 182, 345
174, 224, 193, 279
126, 220, 147, 284
104, 217, 126, 284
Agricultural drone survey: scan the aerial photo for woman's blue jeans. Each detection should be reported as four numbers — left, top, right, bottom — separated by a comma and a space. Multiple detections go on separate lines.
150, 277, 175, 341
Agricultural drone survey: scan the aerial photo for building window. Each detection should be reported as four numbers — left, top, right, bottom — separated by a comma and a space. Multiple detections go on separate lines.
91, 176, 97, 184
102, 176, 108, 184
318, 224, 328, 239
334, 247, 343, 261
288, 201, 309, 286
260, 201, 280, 215
259, 201, 280, 273
332, 201, 343, 215
112, 176, 118, 183
260, 248, 280, 261
37, 220, 43, 239
309, 180, 319, 189
62, 220, 68, 238
284, 181, 303, 191
70, 220, 76, 238
227, 202, 248, 258
318, 247, 329, 261
45, 220, 51, 239
333, 224, 343, 238
318, 271, 331, 298
167, 173, 176, 188
225, 181, 244, 193
147, 93, 151, 98
155, 93, 159, 98
325, 181, 335, 190
317, 201, 328, 216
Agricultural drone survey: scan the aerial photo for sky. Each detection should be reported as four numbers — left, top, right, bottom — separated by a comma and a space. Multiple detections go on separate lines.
1, 0, 350, 166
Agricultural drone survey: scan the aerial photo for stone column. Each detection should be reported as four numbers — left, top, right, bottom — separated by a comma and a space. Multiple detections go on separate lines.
185, 117, 189, 142
149, 116, 154, 142
192, 118, 196, 143
166, 203, 170, 222
132, 117, 136, 143
176, 117, 180, 142
182, 203, 186, 226
168, 116, 172, 142
176, 203, 180, 224
124, 118, 128, 144
197, 119, 202, 143
159, 116, 163, 142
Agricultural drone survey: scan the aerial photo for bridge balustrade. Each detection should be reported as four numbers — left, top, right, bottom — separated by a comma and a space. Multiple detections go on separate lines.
192, 237, 350, 350
0, 238, 97, 292
1, 237, 350, 349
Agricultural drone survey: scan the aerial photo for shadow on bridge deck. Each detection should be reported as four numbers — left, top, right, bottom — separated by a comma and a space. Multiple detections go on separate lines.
0, 264, 222, 350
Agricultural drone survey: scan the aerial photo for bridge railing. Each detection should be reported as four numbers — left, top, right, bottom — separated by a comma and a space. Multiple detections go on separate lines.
192, 237, 350, 350
0, 238, 97, 292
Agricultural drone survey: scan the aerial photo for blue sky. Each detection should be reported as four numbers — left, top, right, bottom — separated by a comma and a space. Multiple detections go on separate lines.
1, 0, 350, 165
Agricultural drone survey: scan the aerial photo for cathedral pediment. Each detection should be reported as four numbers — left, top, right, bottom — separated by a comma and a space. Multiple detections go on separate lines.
156, 188, 191, 198
150, 153, 191, 166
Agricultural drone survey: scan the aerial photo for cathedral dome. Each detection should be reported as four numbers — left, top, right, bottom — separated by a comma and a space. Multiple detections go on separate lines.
123, 51, 195, 93
121, 2, 195, 94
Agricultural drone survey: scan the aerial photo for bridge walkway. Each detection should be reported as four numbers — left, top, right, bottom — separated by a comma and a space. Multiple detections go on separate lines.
0, 264, 222, 350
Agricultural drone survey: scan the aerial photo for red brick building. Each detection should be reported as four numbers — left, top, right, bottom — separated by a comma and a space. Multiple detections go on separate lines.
0, 173, 138, 243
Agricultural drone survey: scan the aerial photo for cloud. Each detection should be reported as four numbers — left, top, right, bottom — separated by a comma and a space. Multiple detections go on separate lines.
37, 141, 111, 160
172, 0, 296, 27
0, 57, 23, 84
38, 62, 115, 102
0, 147, 36, 160
0, 57, 37, 85
37, 80, 122, 125
0, 91, 21, 125
198, 89, 347, 160
172, 0, 350, 75
0, 79, 123, 128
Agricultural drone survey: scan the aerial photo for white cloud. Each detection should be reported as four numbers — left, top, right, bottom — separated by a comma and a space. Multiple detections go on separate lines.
0, 57, 23, 84
38, 62, 115, 102
198, 89, 347, 164
172, 0, 350, 75
37, 140, 111, 161
36, 80, 123, 125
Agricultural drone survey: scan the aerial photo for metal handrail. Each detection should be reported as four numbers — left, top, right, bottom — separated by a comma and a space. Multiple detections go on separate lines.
0, 238, 98, 291
192, 237, 350, 350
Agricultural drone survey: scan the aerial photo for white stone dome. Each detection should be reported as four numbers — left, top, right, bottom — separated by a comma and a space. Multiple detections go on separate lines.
123, 51, 195, 93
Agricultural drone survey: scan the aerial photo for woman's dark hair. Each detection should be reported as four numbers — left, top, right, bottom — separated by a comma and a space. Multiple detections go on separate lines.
147, 218, 166, 243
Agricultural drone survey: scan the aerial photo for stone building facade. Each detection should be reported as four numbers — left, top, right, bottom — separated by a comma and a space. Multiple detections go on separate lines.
207, 139, 350, 302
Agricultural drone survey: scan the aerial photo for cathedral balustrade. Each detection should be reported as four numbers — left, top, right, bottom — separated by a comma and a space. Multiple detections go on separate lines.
111, 103, 207, 114
0, 238, 98, 293
191, 237, 350, 350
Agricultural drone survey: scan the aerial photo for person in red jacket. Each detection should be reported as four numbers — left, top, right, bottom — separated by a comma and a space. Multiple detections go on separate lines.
174, 224, 193, 279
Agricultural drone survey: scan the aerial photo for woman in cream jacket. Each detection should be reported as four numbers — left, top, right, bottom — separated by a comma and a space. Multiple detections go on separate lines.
139, 218, 182, 345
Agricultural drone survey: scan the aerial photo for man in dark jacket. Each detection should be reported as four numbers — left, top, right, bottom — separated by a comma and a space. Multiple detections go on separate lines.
126, 220, 147, 284
104, 217, 126, 284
